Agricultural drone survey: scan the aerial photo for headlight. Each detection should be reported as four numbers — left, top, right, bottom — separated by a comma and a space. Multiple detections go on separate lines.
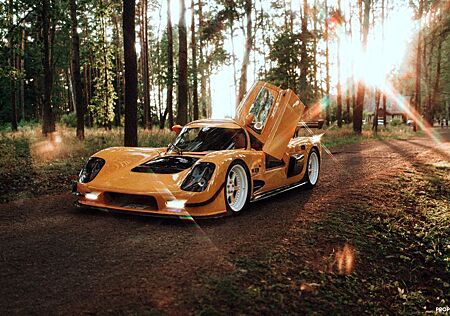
78, 157, 105, 183
181, 162, 215, 192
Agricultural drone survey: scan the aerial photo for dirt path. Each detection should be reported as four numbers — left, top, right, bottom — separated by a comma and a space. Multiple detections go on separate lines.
1, 129, 449, 314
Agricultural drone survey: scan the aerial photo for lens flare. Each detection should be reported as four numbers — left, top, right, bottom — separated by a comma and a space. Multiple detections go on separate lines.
381, 83, 444, 147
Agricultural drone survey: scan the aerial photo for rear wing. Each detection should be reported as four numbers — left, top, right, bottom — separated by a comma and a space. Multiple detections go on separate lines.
293, 119, 325, 138
298, 119, 325, 129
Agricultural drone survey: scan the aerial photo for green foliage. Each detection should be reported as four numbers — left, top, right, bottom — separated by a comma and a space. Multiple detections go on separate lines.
60, 112, 77, 127
390, 118, 402, 126
87, 0, 117, 128
264, 31, 302, 91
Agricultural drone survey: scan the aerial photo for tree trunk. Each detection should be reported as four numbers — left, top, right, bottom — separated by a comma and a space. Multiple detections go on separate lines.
299, 0, 309, 102
324, 0, 330, 124
123, 0, 138, 146
336, 0, 342, 127
113, 13, 123, 127
70, 0, 85, 140
413, 0, 423, 132
348, 1, 354, 124
312, 0, 318, 99
237, 0, 252, 103
9, 0, 17, 131
42, 0, 55, 136
372, 88, 380, 134
198, 0, 207, 117
10, 50, 17, 131
230, 23, 238, 105
353, 0, 370, 134
20, 27, 26, 121
176, 0, 188, 125
167, 0, 174, 127
345, 86, 351, 123
140, 0, 151, 129
381, 0, 387, 126
430, 34, 443, 124
191, 0, 199, 120
99, 0, 111, 130
66, 67, 74, 112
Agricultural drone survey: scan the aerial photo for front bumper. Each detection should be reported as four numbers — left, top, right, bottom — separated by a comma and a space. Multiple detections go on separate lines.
73, 182, 227, 218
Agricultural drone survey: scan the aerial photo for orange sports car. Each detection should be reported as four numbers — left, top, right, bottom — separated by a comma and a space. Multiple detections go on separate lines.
73, 81, 323, 217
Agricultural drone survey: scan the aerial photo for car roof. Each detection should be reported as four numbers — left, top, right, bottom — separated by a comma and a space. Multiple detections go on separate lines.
186, 119, 243, 129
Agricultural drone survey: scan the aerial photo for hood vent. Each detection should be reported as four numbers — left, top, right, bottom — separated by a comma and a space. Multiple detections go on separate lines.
131, 156, 199, 174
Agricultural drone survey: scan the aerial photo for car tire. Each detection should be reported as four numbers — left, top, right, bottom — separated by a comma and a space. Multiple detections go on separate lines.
302, 148, 320, 189
224, 160, 251, 215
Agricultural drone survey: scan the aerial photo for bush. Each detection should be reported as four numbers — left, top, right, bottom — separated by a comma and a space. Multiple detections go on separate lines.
60, 112, 77, 127
390, 118, 402, 126
18, 119, 39, 129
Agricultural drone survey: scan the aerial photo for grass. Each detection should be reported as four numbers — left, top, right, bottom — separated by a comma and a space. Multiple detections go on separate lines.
319, 123, 420, 148
0, 123, 417, 203
192, 162, 450, 314
0, 124, 174, 203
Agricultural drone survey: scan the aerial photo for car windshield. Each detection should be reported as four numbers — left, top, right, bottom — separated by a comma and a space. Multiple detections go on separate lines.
172, 127, 247, 152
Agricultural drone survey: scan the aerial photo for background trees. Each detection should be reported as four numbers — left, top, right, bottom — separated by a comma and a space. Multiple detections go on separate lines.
1, 0, 450, 142
123, 0, 138, 146
69, 0, 84, 140
176, 0, 188, 125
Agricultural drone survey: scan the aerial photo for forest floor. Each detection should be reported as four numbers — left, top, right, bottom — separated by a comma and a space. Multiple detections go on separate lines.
0, 127, 449, 314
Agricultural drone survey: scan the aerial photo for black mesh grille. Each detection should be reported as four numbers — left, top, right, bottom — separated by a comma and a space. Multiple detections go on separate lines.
104, 192, 158, 210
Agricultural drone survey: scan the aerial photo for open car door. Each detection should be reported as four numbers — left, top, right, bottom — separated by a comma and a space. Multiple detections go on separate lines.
235, 81, 305, 160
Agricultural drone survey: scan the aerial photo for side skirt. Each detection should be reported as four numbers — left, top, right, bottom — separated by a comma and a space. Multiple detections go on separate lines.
250, 181, 307, 203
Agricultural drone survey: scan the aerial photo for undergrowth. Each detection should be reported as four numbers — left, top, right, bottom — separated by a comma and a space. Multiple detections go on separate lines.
0, 123, 418, 203
0, 125, 173, 202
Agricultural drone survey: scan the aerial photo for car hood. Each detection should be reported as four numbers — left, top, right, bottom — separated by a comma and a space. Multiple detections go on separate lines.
88, 147, 194, 194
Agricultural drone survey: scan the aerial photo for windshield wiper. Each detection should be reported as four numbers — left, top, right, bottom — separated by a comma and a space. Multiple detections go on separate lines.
167, 142, 183, 155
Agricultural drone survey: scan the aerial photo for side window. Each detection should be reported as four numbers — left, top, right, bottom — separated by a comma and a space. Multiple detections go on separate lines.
248, 87, 274, 133
249, 133, 263, 150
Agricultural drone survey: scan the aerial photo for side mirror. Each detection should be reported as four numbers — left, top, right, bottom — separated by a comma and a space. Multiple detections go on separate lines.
244, 113, 254, 126
171, 125, 183, 135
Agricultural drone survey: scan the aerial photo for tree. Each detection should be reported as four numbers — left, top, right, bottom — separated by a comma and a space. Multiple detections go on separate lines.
312, 0, 319, 99
372, 89, 380, 133
41, 0, 56, 136
353, 0, 370, 134
9, 0, 17, 131
413, 0, 424, 132
19, 25, 26, 122
112, 11, 124, 127
345, 0, 354, 124
123, 0, 138, 146
191, 0, 199, 120
336, 2, 343, 128
382, 0, 387, 125
265, 31, 302, 90
70, 0, 84, 140
299, 0, 309, 103
237, 0, 252, 103
167, 0, 174, 127
89, 0, 117, 128
198, 0, 207, 117
177, 0, 188, 125
140, 0, 151, 129
324, 0, 331, 124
